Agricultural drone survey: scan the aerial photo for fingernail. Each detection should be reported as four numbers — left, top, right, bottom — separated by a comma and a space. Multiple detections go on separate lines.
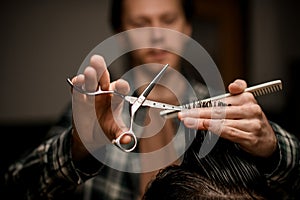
184, 118, 197, 127
179, 110, 191, 118
178, 112, 184, 118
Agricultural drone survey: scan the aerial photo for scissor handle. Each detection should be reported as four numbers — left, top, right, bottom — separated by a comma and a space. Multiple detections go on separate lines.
112, 131, 137, 152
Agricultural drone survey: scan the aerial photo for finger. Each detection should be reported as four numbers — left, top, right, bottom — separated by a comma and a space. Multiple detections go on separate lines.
183, 116, 248, 135
110, 123, 133, 145
89, 55, 110, 90
228, 79, 247, 95
72, 74, 85, 88
179, 102, 261, 120
213, 123, 252, 144
225, 104, 262, 119
208, 118, 262, 135
110, 79, 131, 144
113, 79, 130, 95
182, 116, 257, 147
71, 74, 86, 99
182, 118, 227, 138
179, 106, 227, 120
110, 79, 130, 105
204, 118, 264, 149
117, 134, 134, 144
182, 117, 207, 130
83, 66, 98, 92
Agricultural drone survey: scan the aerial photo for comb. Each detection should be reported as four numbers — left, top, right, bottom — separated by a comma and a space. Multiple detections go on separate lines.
160, 79, 283, 119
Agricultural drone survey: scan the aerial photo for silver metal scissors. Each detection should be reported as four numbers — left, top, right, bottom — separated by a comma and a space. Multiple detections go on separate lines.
67, 64, 181, 152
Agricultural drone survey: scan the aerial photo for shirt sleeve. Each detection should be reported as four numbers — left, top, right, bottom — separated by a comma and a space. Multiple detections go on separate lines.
3, 104, 104, 199
259, 121, 300, 198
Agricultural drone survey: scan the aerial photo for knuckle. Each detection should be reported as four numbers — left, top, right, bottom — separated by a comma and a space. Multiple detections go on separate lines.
248, 104, 263, 116
252, 103, 262, 112
225, 127, 239, 139
240, 92, 256, 103
252, 120, 262, 131
248, 135, 259, 146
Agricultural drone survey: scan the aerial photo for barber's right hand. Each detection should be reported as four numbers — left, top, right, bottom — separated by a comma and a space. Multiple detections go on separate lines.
70, 55, 130, 161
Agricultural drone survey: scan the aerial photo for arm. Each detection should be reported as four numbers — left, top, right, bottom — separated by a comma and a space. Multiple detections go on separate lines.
4, 55, 129, 199
4, 105, 103, 199
257, 121, 300, 198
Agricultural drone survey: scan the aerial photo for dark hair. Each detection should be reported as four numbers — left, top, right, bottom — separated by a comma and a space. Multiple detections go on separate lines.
142, 165, 267, 200
142, 132, 273, 200
109, 0, 194, 33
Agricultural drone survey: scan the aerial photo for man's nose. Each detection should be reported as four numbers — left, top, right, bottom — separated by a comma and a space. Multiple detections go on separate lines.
150, 28, 165, 44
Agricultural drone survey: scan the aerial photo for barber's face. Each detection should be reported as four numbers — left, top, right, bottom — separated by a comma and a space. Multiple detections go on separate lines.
121, 0, 192, 70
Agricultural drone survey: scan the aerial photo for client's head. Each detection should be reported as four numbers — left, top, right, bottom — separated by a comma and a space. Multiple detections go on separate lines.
142, 164, 267, 200
143, 132, 272, 200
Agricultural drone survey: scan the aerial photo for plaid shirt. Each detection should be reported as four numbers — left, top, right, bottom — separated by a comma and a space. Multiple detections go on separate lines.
4, 91, 300, 199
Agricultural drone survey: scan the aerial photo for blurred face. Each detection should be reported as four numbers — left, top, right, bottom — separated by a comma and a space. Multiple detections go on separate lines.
121, 0, 192, 70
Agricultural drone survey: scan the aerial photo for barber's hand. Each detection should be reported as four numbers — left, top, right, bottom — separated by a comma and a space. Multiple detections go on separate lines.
70, 55, 130, 161
178, 79, 277, 158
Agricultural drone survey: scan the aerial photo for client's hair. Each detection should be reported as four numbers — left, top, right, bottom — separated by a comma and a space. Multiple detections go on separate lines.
142, 165, 266, 200
143, 131, 272, 200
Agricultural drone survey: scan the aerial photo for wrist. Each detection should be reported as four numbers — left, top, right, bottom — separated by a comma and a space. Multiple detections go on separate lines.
71, 128, 105, 175
71, 128, 90, 162
255, 143, 280, 175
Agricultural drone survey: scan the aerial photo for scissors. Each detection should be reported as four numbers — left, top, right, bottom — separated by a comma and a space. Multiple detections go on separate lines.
67, 64, 182, 152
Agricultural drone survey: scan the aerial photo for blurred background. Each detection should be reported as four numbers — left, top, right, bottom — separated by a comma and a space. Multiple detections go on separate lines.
1, 0, 299, 178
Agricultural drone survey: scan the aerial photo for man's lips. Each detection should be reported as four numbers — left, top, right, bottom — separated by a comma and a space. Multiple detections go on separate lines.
147, 49, 170, 61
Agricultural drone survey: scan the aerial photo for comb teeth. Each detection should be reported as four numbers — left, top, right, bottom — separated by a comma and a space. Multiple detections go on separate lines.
252, 87, 278, 97
245, 80, 282, 97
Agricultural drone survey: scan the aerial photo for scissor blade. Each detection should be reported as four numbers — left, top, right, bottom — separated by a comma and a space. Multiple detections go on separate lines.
140, 64, 169, 97
124, 96, 182, 111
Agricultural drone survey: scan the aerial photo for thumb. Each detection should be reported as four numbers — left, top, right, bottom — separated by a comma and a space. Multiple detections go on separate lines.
228, 79, 247, 95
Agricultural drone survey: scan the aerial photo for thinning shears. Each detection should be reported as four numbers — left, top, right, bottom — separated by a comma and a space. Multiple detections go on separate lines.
67, 64, 181, 152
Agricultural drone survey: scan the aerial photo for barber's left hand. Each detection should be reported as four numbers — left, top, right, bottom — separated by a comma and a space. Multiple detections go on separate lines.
178, 79, 277, 157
